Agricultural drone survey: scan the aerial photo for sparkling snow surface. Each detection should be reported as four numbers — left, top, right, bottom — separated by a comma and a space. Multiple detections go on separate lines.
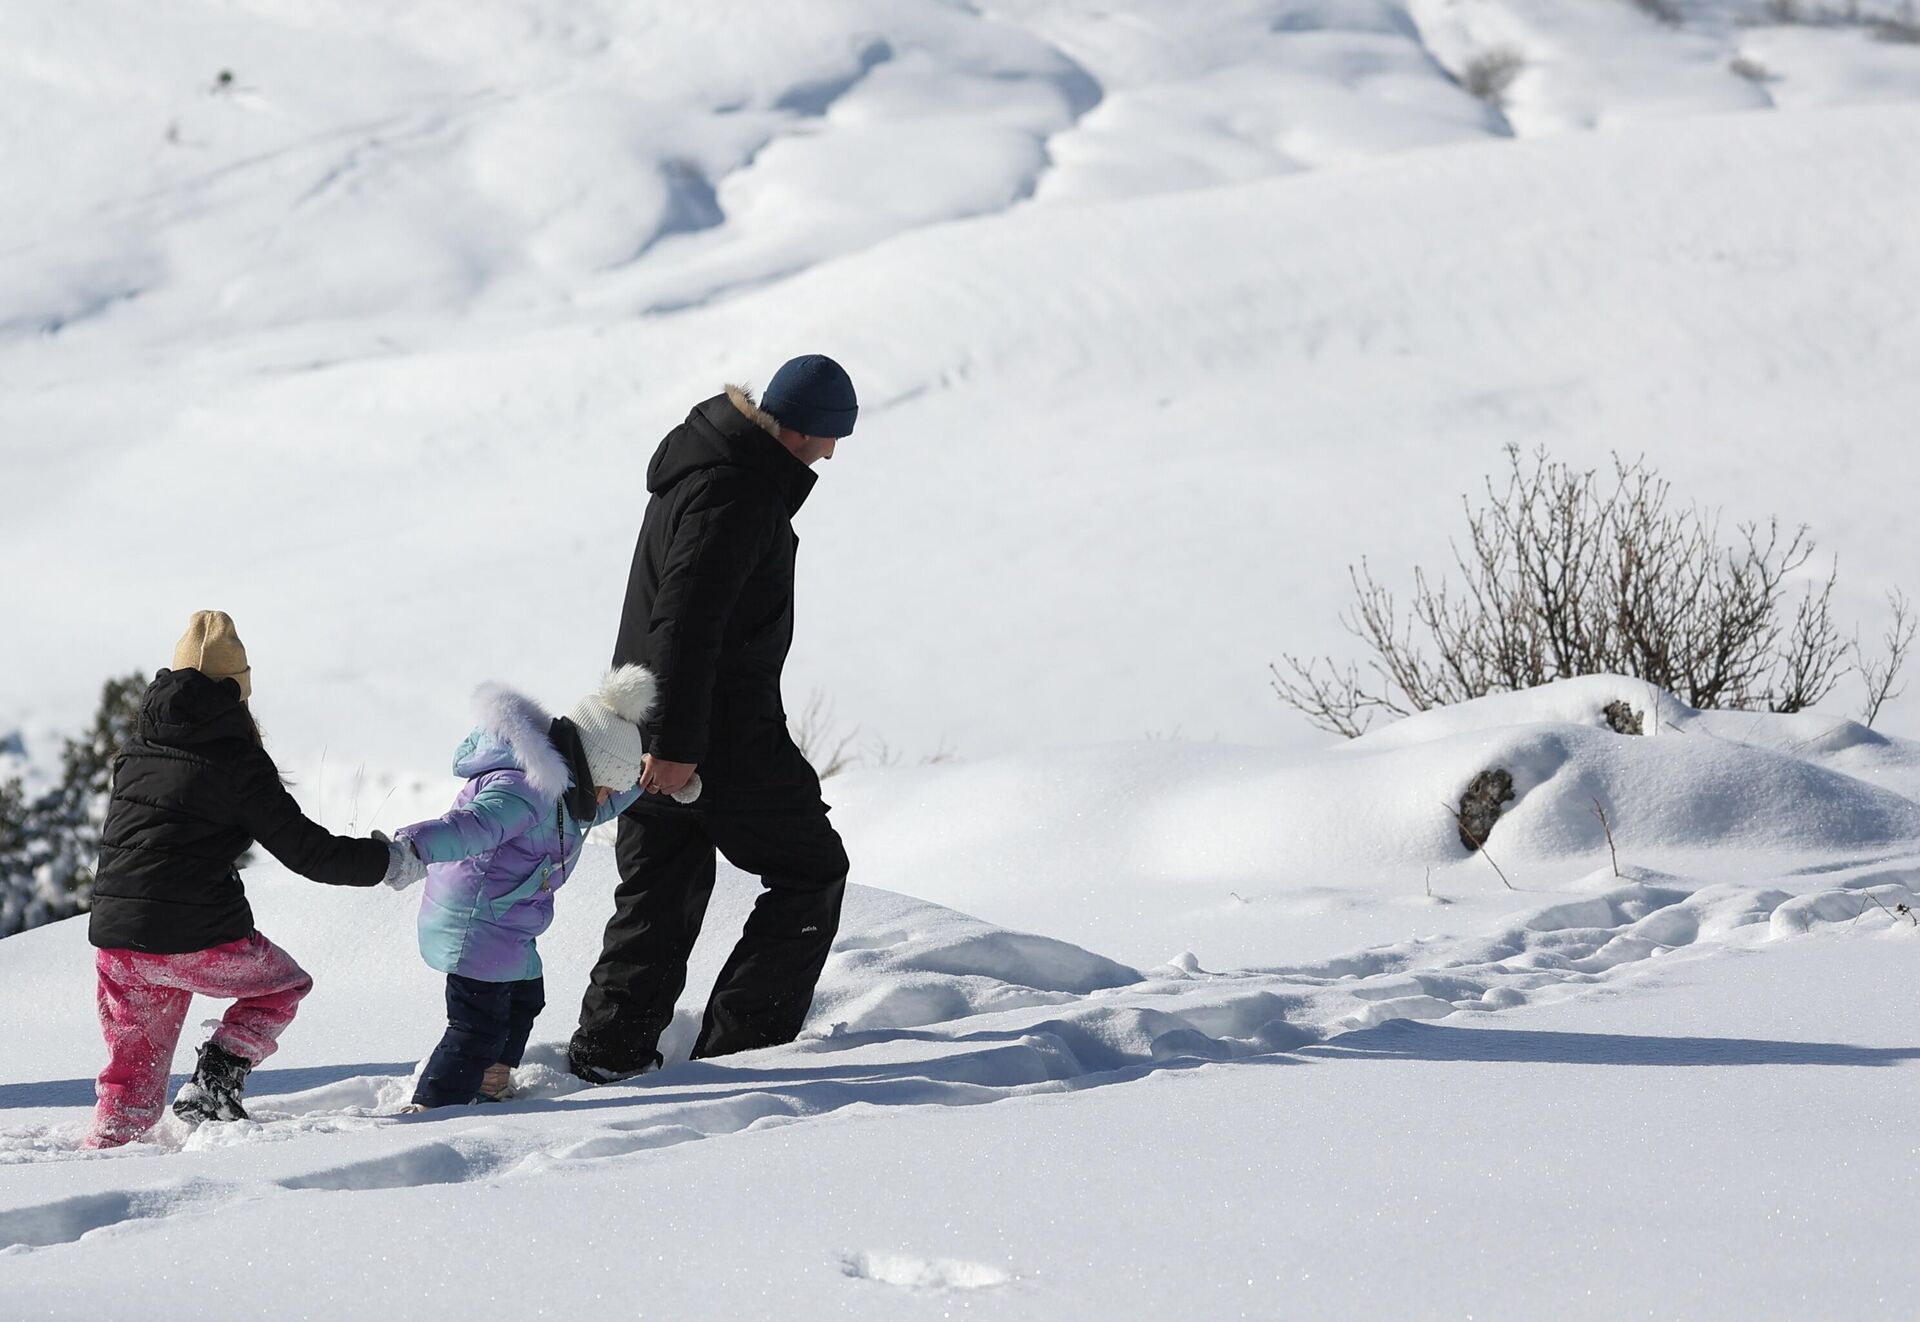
5, 1, 1920, 1317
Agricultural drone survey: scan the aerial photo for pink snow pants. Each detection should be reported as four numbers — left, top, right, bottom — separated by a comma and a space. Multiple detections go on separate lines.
86, 932, 312, 1148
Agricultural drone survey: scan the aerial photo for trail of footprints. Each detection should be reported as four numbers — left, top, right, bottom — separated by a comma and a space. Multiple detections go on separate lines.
5, 869, 1913, 1255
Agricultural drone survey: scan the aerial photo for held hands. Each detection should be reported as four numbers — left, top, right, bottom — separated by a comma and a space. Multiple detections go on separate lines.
639, 754, 702, 804
373, 831, 428, 891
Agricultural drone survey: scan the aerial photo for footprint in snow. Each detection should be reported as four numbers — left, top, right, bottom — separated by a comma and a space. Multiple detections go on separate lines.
841, 1250, 1011, 1292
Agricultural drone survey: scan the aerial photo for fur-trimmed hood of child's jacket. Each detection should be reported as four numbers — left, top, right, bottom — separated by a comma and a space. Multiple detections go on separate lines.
451, 684, 572, 803
398, 683, 643, 982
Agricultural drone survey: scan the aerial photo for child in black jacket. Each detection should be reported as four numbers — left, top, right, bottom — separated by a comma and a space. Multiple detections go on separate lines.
84, 611, 419, 1147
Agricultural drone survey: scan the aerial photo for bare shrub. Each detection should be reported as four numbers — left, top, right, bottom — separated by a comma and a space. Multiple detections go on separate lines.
1856, 589, 1916, 727
861, 735, 958, 770
1764, 0, 1877, 19
1462, 48, 1525, 104
1761, 0, 1920, 34
790, 689, 861, 780
789, 689, 955, 780
1875, 7, 1920, 41
1627, 0, 1686, 26
1272, 448, 1907, 737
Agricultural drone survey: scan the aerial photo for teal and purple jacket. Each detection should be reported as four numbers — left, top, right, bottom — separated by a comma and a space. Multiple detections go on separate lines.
397, 685, 641, 982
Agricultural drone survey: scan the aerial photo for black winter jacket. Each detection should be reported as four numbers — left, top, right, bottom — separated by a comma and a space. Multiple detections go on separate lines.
612, 389, 824, 812
88, 668, 387, 953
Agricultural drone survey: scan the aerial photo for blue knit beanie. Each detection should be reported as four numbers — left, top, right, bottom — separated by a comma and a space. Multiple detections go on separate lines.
760, 355, 858, 439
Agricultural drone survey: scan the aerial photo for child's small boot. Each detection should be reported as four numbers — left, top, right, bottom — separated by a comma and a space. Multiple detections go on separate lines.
478, 1064, 514, 1102
172, 1041, 254, 1124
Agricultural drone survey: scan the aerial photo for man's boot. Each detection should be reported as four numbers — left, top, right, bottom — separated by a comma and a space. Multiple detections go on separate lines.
567, 1032, 662, 1085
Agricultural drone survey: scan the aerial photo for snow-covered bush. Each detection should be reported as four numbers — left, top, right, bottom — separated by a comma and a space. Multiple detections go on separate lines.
1273, 448, 1913, 737
1762, 0, 1920, 39
0, 673, 145, 938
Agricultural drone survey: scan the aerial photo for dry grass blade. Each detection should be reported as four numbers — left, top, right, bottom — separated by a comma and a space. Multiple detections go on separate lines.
1441, 801, 1517, 890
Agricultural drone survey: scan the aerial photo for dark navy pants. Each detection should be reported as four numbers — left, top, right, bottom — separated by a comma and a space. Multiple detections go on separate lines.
414, 973, 545, 1107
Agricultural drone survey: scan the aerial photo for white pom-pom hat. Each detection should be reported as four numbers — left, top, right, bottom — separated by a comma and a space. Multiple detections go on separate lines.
568, 665, 656, 791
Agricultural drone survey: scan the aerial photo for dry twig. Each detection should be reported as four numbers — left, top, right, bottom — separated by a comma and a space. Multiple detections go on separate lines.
1441, 802, 1517, 890
1591, 798, 1621, 877
1851, 894, 1919, 927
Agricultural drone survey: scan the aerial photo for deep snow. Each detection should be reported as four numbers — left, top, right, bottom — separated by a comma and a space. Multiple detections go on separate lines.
10, 930, 1918, 1318
7, 0, 1920, 1316
7, 684, 1920, 1316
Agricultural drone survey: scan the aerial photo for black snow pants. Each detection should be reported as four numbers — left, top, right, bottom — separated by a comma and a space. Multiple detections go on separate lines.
573, 804, 849, 1069
414, 974, 545, 1108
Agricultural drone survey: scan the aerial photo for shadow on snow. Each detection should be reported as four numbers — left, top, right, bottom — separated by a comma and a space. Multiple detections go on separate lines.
0, 1061, 417, 1111
1302, 1021, 1920, 1067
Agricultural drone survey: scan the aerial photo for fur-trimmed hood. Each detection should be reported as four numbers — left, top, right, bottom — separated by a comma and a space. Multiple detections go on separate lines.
403, 684, 647, 982
452, 684, 570, 802
726, 383, 781, 438
645, 386, 816, 516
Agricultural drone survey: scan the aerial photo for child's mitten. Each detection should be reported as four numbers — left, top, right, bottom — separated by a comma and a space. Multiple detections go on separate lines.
375, 833, 428, 890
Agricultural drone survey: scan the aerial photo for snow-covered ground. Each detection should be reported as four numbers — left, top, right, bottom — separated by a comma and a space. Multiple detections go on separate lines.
7, 683, 1920, 1315
6, 908, 1919, 1318
7, 0, 1920, 1315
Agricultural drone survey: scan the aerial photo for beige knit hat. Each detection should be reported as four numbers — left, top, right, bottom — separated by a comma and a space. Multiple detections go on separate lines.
173, 610, 252, 701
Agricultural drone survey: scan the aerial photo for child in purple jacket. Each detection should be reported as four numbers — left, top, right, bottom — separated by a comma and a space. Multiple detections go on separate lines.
391, 666, 657, 1108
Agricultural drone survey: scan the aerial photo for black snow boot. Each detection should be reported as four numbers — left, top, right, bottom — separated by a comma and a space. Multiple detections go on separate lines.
566, 1035, 662, 1085
172, 1041, 254, 1124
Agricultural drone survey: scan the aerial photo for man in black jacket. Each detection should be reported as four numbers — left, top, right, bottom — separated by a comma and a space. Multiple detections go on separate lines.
570, 355, 859, 1079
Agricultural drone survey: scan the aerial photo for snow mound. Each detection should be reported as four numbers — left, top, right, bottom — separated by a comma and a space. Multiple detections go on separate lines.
1348, 674, 1698, 745
830, 677, 1920, 967
816, 895, 1140, 1035
1769, 879, 1920, 938
1340, 676, 1920, 866
841, 1250, 1011, 1292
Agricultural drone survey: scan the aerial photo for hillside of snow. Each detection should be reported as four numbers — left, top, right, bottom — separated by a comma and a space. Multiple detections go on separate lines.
8, 680, 1920, 1315
6, 0, 1920, 808
7, 0, 1920, 1316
